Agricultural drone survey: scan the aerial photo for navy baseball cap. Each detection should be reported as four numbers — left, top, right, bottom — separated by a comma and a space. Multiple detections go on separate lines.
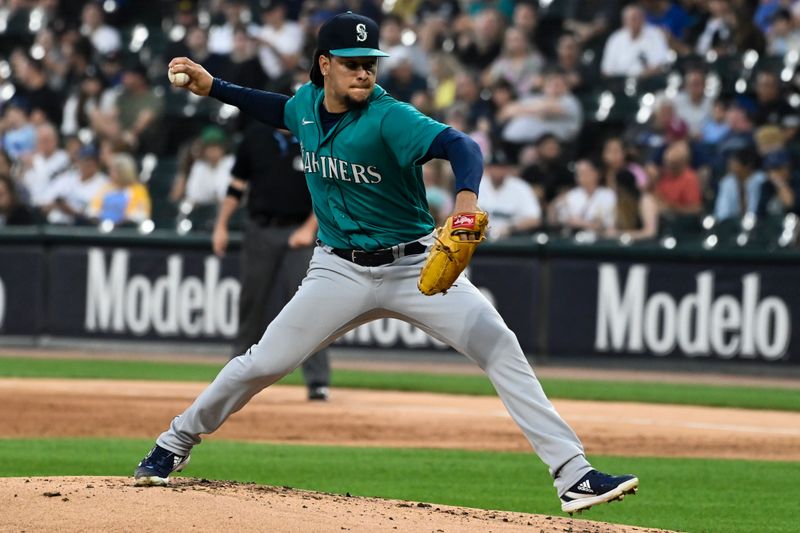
310, 12, 388, 86
763, 149, 791, 170
317, 12, 389, 58
78, 144, 99, 159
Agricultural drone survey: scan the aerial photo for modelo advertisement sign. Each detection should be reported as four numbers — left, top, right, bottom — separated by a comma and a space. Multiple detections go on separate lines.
548, 260, 799, 363
48, 247, 241, 340
45, 247, 538, 350
0, 246, 45, 336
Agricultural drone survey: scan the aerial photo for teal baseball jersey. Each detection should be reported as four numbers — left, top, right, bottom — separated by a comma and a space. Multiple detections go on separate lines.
284, 83, 448, 251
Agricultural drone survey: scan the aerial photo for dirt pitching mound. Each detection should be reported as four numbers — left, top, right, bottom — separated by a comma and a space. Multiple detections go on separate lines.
1, 477, 673, 533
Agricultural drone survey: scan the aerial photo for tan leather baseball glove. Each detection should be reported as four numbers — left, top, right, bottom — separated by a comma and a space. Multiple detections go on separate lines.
417, 211, 489, 296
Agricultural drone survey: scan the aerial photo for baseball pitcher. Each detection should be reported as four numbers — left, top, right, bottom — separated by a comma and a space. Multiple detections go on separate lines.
134, 12, 638, 514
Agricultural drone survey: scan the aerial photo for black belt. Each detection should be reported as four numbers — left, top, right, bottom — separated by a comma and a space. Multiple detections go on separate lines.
249, 213, 307, 227
332, 241, 427, 267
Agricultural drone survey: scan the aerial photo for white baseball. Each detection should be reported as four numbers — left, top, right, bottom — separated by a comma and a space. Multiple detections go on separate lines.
168, 69, 190, 87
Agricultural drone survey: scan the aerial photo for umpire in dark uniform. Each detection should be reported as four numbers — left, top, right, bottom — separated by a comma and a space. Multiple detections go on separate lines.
212, 122, 331, 400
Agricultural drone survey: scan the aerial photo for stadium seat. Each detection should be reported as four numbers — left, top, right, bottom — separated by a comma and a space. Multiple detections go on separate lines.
176, 203, 218, 234
150, 196, 179, 230
658, 213, 704, 241
705, 217, 741, 247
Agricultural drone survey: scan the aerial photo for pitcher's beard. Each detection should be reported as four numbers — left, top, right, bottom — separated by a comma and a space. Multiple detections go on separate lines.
344, 94, 369, 111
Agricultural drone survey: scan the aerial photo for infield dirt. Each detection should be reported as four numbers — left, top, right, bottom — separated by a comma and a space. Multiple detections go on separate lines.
1, 378, 798, 460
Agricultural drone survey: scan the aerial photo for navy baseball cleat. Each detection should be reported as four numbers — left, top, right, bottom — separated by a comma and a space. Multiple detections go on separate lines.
560, 470, 639, 514
133, 444, 190, 487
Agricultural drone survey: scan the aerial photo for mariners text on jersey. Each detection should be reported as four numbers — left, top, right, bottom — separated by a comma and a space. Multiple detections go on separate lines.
301, 149, 383, 184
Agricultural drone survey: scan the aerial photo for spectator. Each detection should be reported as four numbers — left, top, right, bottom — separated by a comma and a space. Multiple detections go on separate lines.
754, 124, 785, 156
714, 148, 766, 220
479, 149, 542, 240
499, 68, 583, 151
602, 137, 649, 191
607, 169, 660, 240
512, 2, 539, 48
41, 144, 109, 225
549, 159, 616, 232
416, 0, 462, 21
0, 149, 11, 181
626, 97, 689, 164
755, 0, 784, 34
701, 99, 731, 145
483, 26, 544, 97
520, 133, 572, 205
227, 26, 270, 133
729, 8, 767, 55
642, 0, 691, 41
766, 8, 800, 55
466, 0, 516, 18
600, 5, 670, 78
168, 136, 203, 203
98, 50, 125, 89
16, 58, 63, 127
228, 26, 270, 92
61, 68, 107, 137
453, 71, 493, 131
693, 0, 764, 56
454, 8, 505, 71
753, 71, 800, 134
673, 68, 714, 138
251, 0, 304, 83
0, 175, 37, 226
378, 50, 428, 104
716, 102, 756, 161
35, 29, 69, 91
80, 2, 121, 55
379, 14, 429, 77
61, 36, 95, 91
88, 153, 151, 225
91, 64, 165, 154
695, 0, 734, 55
562, 0, 617, 47
487, 78, 517, 137
20, 123, 71, 208
173, 127, 235, 206
552, 33, 591, 94
208, 0, 248, 56
429, 53, 460, 112
654, 140, 703, 215
758, 149, 800, 216
0, 101, 37, 162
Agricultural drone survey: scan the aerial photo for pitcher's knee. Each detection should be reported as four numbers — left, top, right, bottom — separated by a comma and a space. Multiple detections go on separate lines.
250, 357, 295, 382
232, 346, 297, 383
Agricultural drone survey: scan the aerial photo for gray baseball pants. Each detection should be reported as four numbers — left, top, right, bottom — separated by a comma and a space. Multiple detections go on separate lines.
157, 244, 593, 495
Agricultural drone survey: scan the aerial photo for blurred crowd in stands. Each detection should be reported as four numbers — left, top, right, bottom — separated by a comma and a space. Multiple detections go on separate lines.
2, 0, 800, 248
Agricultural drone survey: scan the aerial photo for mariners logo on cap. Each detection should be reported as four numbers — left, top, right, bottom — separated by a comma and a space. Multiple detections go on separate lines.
316, 11, 389, 57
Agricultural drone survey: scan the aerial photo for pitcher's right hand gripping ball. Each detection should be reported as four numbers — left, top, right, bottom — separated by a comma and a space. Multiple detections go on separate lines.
418, 211, 489, 295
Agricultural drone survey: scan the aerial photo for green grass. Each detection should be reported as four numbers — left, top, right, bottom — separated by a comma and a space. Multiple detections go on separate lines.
0, 437, 796, 533
0, 356, 798, 411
